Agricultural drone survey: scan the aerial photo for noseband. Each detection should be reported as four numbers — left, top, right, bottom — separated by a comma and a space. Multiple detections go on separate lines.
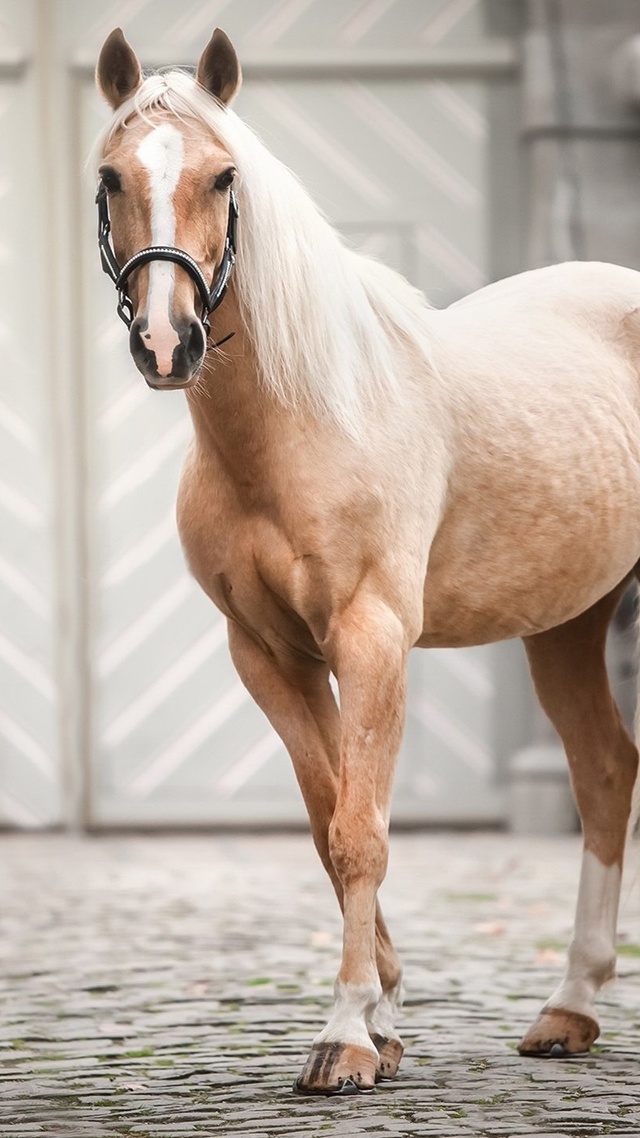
96, 182, 238, 334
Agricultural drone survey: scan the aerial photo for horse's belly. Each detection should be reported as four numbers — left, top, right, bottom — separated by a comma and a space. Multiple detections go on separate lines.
418, 468, 640, 648
419, 553, 637, 648
418, 571, 621, 648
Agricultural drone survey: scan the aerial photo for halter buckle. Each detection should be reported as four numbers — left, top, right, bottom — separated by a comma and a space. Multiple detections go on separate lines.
117, 291, 135, 328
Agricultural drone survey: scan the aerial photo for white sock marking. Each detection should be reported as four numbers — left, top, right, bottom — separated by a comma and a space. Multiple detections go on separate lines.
137, 124, 185, 375
366, 980, 404, 1042
548, 850, 620, 1018
313, 978, 381, 1050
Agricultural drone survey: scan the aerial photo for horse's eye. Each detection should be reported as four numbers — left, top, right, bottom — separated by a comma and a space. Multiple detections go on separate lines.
99, 166, 122, 194
214, 167, 236, 192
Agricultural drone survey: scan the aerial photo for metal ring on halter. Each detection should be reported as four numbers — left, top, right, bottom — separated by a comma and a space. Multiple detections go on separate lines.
96, 183, 239, 334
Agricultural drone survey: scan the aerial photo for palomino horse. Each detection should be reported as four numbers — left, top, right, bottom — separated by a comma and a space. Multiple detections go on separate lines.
94, 27, 640, 1094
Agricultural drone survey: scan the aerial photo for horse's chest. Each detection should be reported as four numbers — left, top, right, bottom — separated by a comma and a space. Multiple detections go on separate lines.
178, 495, 326, 657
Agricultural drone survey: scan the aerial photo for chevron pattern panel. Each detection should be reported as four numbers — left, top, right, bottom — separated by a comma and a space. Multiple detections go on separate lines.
70, 0, 506, 825
0, 11, 61, 826
78, 82, 292, 823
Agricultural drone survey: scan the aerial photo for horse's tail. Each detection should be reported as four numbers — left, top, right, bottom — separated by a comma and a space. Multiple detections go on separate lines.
629, 569, 640, 839
616, 577, 640, 949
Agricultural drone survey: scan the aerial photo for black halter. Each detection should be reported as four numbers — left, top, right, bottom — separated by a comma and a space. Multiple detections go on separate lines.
96, 181, 238, 333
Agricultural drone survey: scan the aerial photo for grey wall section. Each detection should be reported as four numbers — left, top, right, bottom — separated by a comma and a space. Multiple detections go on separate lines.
0, 3, 62, 826
524, 0, 640, 268
0, 0, 524, 827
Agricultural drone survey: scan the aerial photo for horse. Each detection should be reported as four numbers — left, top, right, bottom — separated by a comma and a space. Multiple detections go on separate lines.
94, 26, 640, 1095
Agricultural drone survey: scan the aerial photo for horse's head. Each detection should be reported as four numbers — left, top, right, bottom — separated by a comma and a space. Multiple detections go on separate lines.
95, 28, 241, 390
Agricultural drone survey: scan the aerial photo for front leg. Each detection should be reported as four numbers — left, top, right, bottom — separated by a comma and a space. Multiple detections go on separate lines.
295, 594, 410, 1094
227, 619, 405, 1091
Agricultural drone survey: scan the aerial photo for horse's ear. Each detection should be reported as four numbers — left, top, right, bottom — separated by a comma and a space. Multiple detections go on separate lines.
196, 28, 242, 106
96, 28, 143, 110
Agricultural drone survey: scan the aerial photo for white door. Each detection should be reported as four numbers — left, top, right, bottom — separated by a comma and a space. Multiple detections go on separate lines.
0, 0, 522, 826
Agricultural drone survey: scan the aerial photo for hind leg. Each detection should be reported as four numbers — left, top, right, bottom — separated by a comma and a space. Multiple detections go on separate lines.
518, 586, 639, 1056
227, 621, 404, 1087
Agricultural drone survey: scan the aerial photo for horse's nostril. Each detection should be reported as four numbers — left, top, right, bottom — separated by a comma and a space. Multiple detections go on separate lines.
130, 317, 157, 374
186, 320, 206, 364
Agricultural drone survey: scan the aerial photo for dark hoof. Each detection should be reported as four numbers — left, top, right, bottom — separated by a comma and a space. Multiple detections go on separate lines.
294, 1042, 378, 1095
370, 1033, 404, 1080
518, 1007, 599, 1057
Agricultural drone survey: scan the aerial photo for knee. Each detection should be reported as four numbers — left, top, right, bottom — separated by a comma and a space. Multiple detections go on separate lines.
328, 806, 388, 890
325, 597, 411, 685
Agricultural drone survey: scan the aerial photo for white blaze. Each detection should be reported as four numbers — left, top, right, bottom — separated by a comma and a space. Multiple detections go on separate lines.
137, 124, 185, 376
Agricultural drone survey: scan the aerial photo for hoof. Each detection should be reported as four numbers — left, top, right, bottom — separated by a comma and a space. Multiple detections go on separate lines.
370, 1033, 404, 1080
293, 1042, 378, 1095
518, 1007, 600, 1057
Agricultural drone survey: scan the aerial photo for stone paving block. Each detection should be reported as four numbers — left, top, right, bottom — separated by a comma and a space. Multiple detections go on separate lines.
0, 832, 640, 1136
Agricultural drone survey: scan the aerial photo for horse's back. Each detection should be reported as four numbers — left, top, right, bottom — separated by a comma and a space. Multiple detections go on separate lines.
447, 260, 640, 321
427, 260, 640, 417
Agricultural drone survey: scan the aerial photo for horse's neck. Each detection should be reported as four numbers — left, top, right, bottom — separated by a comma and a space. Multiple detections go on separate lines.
185, 286, 303, 484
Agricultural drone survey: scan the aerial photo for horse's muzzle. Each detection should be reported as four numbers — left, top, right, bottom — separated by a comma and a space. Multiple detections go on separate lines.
129, 316, 206, 389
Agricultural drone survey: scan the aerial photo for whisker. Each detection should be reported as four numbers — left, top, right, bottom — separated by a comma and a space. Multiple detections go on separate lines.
189, 373, 211, 401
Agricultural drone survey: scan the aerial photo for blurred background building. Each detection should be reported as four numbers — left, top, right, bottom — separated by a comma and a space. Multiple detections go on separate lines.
0, 0, 638, 830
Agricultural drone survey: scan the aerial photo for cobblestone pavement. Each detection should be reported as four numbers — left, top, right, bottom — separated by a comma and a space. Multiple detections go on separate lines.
1, 831, 640, 1137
